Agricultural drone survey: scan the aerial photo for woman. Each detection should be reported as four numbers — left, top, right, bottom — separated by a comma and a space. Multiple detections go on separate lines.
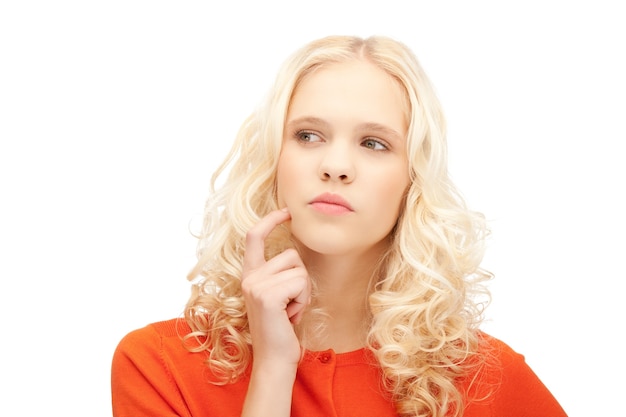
111, 35, 566, 417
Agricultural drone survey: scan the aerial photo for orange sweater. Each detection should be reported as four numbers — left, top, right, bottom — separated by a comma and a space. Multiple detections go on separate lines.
111, 319, 566, 416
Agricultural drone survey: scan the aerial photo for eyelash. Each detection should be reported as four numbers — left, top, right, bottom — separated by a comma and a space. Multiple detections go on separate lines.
362, 138, 389, 151
294, 130, 389, 151
295, 130, 321, 143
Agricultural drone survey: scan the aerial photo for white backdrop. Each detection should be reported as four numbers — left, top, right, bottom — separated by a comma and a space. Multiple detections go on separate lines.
1, 1, 624, 415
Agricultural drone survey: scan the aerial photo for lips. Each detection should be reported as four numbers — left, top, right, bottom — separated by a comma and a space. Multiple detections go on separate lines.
309, 192, 354, 214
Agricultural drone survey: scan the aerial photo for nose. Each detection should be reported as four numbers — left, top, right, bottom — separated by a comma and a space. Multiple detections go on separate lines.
318, 142, 355, 183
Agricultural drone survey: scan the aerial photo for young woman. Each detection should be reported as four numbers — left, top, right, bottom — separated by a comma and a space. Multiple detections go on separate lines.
111, 35, 566, 417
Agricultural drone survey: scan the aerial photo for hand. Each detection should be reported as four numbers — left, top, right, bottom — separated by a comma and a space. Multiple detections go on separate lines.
241, 208, 311, 367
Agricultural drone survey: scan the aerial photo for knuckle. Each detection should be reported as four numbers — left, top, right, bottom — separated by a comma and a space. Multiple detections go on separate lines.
245, 227, 262, 243
240, 277, 252, 295
296, 274, 309, 289
282, 248, 302, 262
242, 282, 262, 301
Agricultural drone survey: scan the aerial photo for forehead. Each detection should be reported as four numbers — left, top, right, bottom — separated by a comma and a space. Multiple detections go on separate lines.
287, 60, 408, 133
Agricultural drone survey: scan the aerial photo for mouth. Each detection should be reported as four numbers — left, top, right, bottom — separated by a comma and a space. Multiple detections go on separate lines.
309, 193, 354, 215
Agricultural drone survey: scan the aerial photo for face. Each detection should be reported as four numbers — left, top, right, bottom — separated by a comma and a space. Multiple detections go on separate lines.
276, 59, 410, 257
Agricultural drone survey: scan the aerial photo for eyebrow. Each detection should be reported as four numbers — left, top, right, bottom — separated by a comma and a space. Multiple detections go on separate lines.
286, 117, 331, 131
358, 122, 404, 143
286, 117, 404, 142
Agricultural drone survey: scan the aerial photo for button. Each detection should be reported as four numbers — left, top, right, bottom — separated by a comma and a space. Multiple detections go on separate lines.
319, 353, 331, 363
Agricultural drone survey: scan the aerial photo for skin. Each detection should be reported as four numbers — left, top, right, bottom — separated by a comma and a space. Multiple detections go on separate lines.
241, 59, 410, 417
278, 60, 409, 260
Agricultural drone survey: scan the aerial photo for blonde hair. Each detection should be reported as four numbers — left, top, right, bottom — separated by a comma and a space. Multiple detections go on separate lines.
184, 35, 492, 417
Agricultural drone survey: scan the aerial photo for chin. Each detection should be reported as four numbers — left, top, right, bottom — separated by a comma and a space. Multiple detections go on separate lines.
290, 227, 347, 256
294, 231, 379, 258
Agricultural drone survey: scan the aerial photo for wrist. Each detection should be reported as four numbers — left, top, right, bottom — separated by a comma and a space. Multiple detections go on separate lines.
250, 357, 298, 383
242, 360, 298, 417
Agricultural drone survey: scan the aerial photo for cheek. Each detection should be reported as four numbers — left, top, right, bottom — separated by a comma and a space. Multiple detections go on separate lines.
276, 156, 296, 206
379, 174, 409, 221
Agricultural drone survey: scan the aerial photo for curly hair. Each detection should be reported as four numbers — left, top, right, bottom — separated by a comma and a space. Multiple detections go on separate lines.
184, 35, 492, 417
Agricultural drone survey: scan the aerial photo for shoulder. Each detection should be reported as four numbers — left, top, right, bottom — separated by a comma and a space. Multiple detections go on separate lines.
472, 331, 544, 388
476, 331, 525, 369
115, 318, 191, 349
111, 319, 221, 416
464, 332, 567, 416
112, 318, 196, 371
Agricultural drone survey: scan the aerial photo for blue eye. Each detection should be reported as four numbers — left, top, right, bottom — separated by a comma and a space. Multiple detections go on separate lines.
362, 138, 387, 150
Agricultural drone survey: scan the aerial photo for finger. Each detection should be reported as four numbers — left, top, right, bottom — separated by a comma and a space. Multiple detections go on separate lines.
287, 300, 308, 324
287, 267, 311, 324
261, 248, 304, 274
271, 268, 310, 324
243, 208, 291, 272
243, 264, 308, 303
286, 288, 311, 324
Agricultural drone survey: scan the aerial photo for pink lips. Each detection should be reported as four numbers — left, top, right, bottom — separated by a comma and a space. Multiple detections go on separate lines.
309, 193, 354, 215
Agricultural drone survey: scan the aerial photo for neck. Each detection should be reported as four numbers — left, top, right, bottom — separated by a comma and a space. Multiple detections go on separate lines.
295, 242, 388, 353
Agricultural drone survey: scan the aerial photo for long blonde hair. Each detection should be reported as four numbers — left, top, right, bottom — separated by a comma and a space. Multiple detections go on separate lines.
184, 35, 492, 417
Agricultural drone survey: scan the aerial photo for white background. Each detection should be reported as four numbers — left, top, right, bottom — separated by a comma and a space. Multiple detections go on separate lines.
1, 1, 624, 415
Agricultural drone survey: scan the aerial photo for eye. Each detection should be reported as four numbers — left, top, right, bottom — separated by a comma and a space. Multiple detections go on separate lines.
296, 130, 322, 143
361, 138, 388, 151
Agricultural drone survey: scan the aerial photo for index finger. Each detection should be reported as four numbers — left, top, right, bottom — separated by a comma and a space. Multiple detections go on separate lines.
243, 208, 291, 272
